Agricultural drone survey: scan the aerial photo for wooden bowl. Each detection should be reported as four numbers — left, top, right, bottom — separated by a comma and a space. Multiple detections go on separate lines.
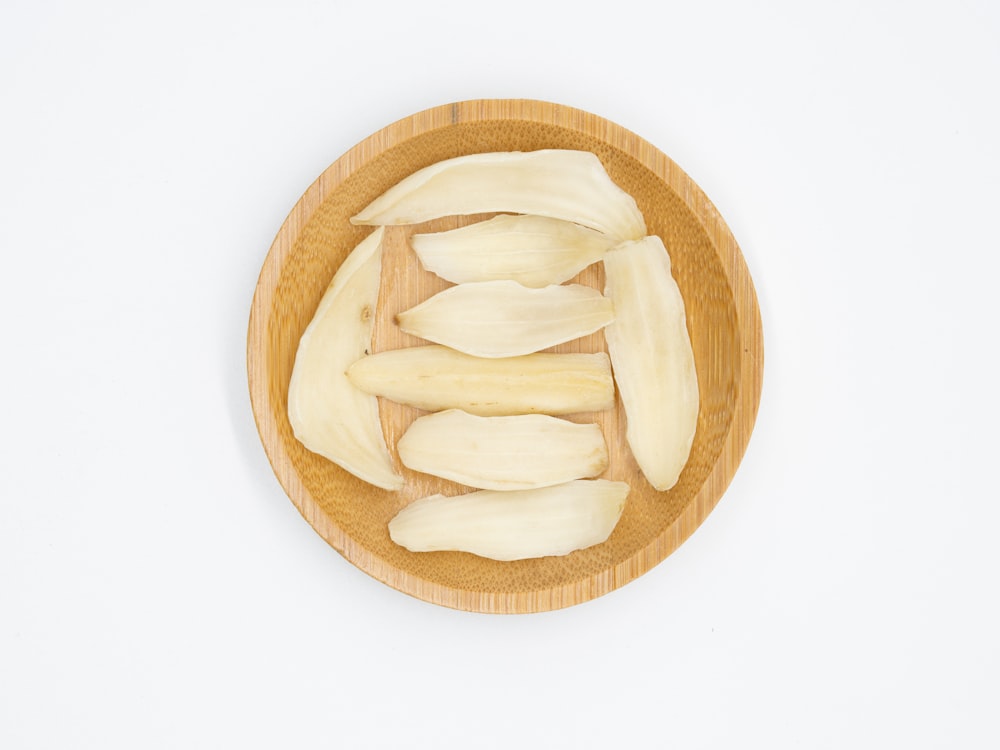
247, 99, 763, 613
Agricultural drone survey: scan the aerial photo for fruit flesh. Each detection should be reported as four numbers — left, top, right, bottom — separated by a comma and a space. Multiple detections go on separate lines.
351, 150, 646, 242
346, 345, 615, 416
388, 480, 630, 561
396, 280, 615, 358
286, 227, 403, 490
410, 214, 617, 287
396, 409, 609, 490
602, 235, 699, 491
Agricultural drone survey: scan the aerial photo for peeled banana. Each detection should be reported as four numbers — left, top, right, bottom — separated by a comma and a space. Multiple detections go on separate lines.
388, 479, 629, 560
410, 214, 617, 287
603, 235, 699, 491
287, 227, 404, 491
345, 344, 615, 416
351, 150, 646, 242
396, 280, 615, 358
396, 409, 609, 490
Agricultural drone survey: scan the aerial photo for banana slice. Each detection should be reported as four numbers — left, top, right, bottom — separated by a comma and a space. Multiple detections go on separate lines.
346, 345, 615, 416
351, 150, 646, 242
287, 227, 404, 490
603, 235, 699, 491
410, 214, 617, 287
397, 409, 609, 490
396, 280, 615, 358
388, 480, 629, 560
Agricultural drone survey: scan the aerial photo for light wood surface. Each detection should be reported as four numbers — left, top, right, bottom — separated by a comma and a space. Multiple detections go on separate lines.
247, 99, 764, 613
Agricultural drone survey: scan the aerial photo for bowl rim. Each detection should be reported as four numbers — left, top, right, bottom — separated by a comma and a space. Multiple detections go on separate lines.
247, 98, 764, 613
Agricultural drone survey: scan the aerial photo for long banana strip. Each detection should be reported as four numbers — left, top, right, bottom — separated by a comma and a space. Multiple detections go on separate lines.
346, 345, 615, 416
603, 235, 699, 491
410, 214, 618, 287
351, 150, 646, 242
287, 228, 404, 490
397, 409, 609, 490
396, 280, 615, 358
388, 480, 629, 560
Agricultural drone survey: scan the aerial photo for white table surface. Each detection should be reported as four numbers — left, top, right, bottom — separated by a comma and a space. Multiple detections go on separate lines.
3, 1, 998, 747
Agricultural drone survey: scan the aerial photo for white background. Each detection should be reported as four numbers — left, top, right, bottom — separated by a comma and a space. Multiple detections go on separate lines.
3, 1, 998, 747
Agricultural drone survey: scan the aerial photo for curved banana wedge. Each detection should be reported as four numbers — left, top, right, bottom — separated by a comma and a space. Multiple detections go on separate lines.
397, 409, 609, 491
603, 235, 699, 491
287, 227, 404, 490
388, 480, 629, 561
351, 150, 646, 242
346, 345, 615, 416
410, 214, 617, 287
396, 280, 615, 358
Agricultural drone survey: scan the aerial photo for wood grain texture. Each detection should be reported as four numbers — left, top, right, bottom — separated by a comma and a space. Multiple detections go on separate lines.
247, 99, 764, 613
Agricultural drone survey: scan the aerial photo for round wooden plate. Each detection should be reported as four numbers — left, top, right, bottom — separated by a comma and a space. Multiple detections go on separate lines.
247, 100, 763, 613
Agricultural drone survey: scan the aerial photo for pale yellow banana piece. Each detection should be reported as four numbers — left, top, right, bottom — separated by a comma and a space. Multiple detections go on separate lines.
397, 409, 609, 490
396, 280, 615, 358
603, 235, 699, 491
410, 214, 617, 287
388, 479, 629, 560
351, 150, 646, 242
287, 227, 404, 491
346, 345, 614, 416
